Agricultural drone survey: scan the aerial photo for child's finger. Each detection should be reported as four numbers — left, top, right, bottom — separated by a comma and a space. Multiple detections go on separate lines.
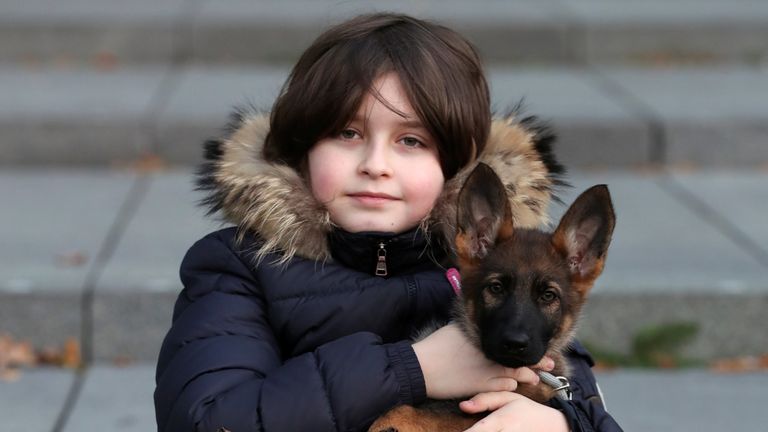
534, 356, 555, 371
459, 391, 524, 413
503, 366, 539, 385
485, 376, 518, 392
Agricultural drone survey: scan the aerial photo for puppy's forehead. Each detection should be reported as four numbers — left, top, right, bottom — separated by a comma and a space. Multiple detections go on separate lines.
486, 232, 568, 278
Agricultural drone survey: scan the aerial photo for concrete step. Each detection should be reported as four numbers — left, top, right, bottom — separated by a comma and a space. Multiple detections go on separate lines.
1, 364, 766, 432
2, 65, 768, 168
1, 169, 767, 364
2, 0, 768, 67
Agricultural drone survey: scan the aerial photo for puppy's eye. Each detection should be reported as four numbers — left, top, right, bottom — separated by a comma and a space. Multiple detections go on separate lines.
486, 283, 504, 295
539, 289, 558, 303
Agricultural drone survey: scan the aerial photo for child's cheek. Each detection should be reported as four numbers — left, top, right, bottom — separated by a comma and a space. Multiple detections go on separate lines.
309, 172, 337, 204
307, 143, 342, 203
407, 172, 445, 215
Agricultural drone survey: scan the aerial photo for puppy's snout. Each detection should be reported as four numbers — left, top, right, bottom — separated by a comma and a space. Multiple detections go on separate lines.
501, 331, 530, 353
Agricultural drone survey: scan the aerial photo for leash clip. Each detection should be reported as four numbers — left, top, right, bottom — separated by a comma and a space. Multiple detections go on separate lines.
552, 376, 572, 400
539, 371, 573, 401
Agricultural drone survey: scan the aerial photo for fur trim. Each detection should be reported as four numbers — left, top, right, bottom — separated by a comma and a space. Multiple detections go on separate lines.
197, 107, 565, 263
197, 109, 332, 264
424, 113, 565, 259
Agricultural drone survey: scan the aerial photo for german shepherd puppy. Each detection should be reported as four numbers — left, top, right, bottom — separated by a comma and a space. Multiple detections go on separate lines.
369, 163, 616, 432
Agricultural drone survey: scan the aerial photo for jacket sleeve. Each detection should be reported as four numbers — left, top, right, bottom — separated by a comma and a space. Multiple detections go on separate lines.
154, 231, 426, 432
546, 341, 624, 432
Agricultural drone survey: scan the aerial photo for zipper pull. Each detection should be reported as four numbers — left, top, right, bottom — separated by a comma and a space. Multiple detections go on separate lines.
375, 242, 388, 277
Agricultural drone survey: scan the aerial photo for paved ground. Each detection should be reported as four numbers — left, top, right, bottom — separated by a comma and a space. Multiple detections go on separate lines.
2, 168, 768, 364
3, 365, 767, 432
2, 65, 768, 168
2, 0, 768, 66
1, 0, 767, 168
2, 1, 768, 431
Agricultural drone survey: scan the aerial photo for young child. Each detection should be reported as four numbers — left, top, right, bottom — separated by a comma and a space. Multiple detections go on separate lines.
154, 12, 622, 432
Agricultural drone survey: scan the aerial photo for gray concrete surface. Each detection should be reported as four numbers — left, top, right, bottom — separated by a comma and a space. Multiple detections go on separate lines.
602, 67, 768, 166
673, 171, 768, 251
0, 367, 75, 432
61, 365, 157, 432
2, 365, 766, 431
489, 68, 653, 167
539, 171, 768, 359
0, 0, 186, 65
3, 0, 767, 66
556, 172, 768, 294
568, 0, 768, 65
154, 66, 287, 164
2, 169, 767, 362
2, 1, 768, 430
93, 173, 222, 362
3, 65, 766, 167
188, 0, 574, 65
0, 170, 136, 347
596, 369, 768, 432
0, 67, 168, 165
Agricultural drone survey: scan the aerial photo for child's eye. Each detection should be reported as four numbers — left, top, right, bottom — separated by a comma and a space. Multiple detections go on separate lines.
340, 129, 359, 140
399, 136, 424, 148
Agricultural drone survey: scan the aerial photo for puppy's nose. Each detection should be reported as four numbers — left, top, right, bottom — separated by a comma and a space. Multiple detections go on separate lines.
501, 332, 530, 353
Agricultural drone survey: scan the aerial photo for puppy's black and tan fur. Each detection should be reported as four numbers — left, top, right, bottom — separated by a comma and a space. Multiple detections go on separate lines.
369, 163, 616, 432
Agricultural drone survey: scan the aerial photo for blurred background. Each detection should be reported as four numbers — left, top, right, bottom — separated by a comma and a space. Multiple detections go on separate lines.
1, 0, 767, 431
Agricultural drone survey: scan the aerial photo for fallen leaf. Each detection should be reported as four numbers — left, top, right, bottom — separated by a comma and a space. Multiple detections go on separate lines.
55, 251, 89, 267
37, 338, 82, 368
112, 356, 135, 367
0, 333, 38, 381
710, 355, 768, 373
62, 338, 82, 369
93, 51, 119, 71
114, 152, 170, 173
0, 333, 37, 368
0, 368, 21, 382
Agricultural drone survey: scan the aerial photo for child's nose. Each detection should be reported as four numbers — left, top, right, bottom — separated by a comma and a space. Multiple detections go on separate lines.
358, 140, 393, 178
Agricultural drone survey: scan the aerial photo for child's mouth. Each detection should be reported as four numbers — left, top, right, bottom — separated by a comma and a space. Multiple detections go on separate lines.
348, 193, 399, 206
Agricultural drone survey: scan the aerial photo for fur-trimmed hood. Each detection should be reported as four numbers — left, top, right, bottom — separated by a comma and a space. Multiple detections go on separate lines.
197, 109, 564, 264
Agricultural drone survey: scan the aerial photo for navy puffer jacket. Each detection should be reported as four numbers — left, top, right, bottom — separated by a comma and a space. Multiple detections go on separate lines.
154, 111, 623, 431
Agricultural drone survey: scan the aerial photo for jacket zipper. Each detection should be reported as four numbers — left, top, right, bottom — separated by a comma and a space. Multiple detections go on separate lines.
375, 241, 388, 277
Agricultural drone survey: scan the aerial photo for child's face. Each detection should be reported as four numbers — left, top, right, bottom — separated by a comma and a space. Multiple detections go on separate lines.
307, 73, 445, 234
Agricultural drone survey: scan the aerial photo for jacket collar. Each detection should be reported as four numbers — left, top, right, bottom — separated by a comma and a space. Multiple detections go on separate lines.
197, 108, 564, 266
328, 227, 447, 276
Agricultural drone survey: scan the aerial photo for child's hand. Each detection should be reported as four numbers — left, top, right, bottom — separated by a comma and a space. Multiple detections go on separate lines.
459, 391, 569, 432
412, 324, 552, 399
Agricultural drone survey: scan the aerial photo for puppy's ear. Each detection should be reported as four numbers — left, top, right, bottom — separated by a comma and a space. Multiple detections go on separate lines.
455, 163, 514, 267
552, 185, 616, 291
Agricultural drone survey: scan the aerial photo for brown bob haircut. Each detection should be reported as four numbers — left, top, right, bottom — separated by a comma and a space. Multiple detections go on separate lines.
263, 12, 490, 179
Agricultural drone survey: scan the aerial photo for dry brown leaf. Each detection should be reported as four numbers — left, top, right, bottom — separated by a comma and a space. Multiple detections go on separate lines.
62, 338, 82, 369
55, 250, 89, 267
0, 368, 21, 382
0, 334, 83, 380
93, 51, 119, 71
0, 333, 37, 368
112, 356, 135, 367
591, 361, 618, 372
710, 355, 768, 373
113, 153, 170, 173
1, 333, 39, 382
760, 354, 768, 368
37, 338, 82, 368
